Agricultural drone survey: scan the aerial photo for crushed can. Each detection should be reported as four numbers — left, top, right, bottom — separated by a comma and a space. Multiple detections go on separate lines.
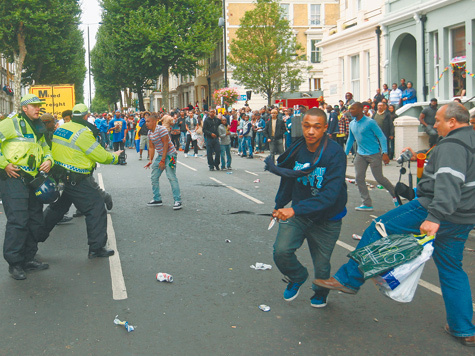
259, 304, 271, 312
156, 272, 173, 283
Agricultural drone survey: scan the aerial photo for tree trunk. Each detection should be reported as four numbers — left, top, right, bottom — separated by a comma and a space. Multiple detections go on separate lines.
13, 22, 27, 112
267, 89, 273, 107
127, 88, 132, 108
136, 84, 145, 111
119, 89, 123, 110
162, 67, 169, 112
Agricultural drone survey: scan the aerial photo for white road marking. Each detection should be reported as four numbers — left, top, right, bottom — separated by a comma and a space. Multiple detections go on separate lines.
336, 240, 355, 252
177, 161, 197, 171
97, 173, 128, 300
245, 170, 259, 176
336, 237, 475, 310
370, 215, 378, 219
209, 177, 264, 204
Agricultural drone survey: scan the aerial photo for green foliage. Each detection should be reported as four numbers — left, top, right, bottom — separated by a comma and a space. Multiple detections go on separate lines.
92, 0, 222, 110
91, 95, 110, 114
0, 0, 86, 106
228, 0, 308, 105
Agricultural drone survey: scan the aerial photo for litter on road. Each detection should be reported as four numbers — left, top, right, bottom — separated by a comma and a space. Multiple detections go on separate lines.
250, 263, 272, 270
259, 304, 271, 312
113, 315, 135, 332
156, 272, 173, 282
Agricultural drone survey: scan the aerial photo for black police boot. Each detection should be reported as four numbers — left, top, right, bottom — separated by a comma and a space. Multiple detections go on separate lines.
24, 259, 49, 271
88, 247, 115, 259
9, 264, 26, 280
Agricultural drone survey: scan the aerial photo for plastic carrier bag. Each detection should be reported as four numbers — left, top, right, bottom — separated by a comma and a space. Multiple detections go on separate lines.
348, 222, 430, 280
373, 241, 434, 291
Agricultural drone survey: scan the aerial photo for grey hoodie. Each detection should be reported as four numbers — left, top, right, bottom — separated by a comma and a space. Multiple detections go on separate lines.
417, 126, 475, 225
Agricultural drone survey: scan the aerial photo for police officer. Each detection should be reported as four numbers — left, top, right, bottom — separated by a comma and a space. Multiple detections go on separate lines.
41, 103, 122, 258
0, 94, 53, 280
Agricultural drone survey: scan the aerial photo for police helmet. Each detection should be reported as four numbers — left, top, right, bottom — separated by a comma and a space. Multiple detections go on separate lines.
32, 174, 60, 204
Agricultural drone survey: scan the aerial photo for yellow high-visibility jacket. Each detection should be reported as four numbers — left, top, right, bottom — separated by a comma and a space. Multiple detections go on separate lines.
52, 120, 119, 174
0, 112, 53, 176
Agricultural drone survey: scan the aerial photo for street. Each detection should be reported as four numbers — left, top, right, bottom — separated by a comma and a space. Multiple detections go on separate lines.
1, 148, 474, 356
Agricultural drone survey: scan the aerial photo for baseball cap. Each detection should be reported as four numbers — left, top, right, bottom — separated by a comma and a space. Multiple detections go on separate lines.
21, 94, 45, 107
72, 103, 89, 117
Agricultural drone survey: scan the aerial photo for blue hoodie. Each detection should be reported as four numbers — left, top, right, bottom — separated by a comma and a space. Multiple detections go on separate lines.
266, 135, 347, 221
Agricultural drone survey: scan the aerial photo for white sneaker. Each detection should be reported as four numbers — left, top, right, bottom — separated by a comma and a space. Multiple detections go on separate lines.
173, 201, 182, 210
184, 153, 188, 158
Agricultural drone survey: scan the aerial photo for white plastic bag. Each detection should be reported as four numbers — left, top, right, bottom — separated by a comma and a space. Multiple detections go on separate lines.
378, 262, 425, 303
373, 242, 434, 290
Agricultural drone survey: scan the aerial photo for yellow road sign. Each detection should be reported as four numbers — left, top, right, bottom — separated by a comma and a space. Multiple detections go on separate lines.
30, 84, 75, 117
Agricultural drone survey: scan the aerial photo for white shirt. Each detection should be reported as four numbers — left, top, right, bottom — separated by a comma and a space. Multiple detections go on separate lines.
389, 89, 402, 105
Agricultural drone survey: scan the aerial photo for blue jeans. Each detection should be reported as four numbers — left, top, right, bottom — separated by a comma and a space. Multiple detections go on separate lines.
151, 153, 181, 202
98, 132, 107, 148
274, 216, 342, 298
242, 136, 253, 157
334, 199, 475, 337
256, 132, 264, 151
237, 136, 243, 154
179, 132, 186, 148
220, 144, 231, 169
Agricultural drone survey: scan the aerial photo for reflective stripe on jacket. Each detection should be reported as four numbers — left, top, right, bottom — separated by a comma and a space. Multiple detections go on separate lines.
52, 121, 118, 174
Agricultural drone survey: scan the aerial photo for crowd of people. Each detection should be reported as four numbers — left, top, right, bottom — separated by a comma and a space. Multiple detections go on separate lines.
0, 89, 474, 347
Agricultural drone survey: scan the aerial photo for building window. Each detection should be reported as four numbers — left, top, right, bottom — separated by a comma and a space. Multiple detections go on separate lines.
351, 55, 360, 101
450, 26, 466, 96
357, 0, 363, 11
433, 31, 440, 97
310, 39, 321, 63
280, 4, 290, 23
308, 78, 322, 91
451, 26, 465, 58
309, 4, 321, 26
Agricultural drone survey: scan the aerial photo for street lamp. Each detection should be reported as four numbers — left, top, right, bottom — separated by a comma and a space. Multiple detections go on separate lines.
218, 0, 228, 88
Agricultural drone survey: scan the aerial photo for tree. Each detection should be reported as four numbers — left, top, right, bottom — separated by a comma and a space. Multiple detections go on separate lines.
93, 0, 221, 111
228, 0, 309, 106
0, 0, 85, 109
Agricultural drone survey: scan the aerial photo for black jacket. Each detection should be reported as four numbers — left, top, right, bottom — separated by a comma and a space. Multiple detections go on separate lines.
203, 116, 221, 139
264, 117, 286, 140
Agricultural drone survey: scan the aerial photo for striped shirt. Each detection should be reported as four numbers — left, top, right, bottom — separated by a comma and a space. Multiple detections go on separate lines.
148, 125, 176, 156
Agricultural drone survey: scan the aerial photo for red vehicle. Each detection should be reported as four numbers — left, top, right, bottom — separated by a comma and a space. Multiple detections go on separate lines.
275, 98, 320, 109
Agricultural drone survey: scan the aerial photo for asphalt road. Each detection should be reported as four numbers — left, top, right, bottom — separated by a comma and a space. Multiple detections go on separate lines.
0, 147, 474, 356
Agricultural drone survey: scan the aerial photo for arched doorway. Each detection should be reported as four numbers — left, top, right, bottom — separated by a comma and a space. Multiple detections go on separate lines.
391, 34, 417, 89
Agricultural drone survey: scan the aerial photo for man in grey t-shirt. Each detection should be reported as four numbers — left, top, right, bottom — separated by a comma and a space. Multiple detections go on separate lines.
419, 98, 438, 147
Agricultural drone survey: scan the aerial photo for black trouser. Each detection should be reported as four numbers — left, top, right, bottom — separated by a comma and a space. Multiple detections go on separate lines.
171, 134, 180, 150
206, 137, 221, 168
113, 141, 124, 151
0, 177, 43, 266
184, 134, 198, 155
41, 176, 107, 251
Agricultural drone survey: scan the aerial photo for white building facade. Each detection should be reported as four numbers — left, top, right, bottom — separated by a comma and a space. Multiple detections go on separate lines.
318, 0, 386, 105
